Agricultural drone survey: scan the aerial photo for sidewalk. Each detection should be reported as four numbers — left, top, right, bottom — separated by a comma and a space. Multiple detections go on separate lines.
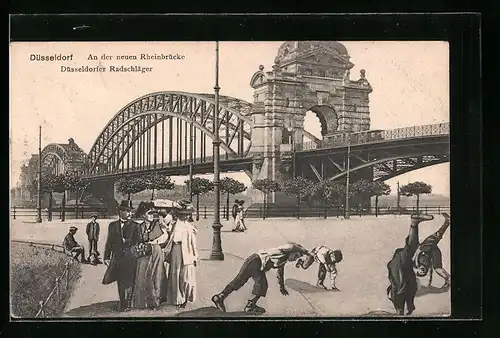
63, 248, 317, 318
11, 217, 451, 317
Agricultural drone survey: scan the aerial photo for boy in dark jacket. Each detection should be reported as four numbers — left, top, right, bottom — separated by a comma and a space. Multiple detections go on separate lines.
86, 213, 101, 262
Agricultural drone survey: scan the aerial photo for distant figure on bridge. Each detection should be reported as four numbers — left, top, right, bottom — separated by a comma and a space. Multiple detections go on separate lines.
211, 243, 313, 314
413, 213, 451, 289
386, 214, 434, 316
86, 213, 101, 263
102, 201, 140, 312
232, 200, 247, 232
63, 226, 88, 264
296, 246, 343, 291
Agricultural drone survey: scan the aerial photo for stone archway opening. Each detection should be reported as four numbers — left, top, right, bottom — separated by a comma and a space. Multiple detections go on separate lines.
305, 105, 336, 139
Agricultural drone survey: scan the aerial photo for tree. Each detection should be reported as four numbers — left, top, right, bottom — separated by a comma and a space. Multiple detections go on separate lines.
311, 180, 341, 205
116, 176, 145, 200
40, 174, 59, 221
220, 177, 247, 220
50, 174, 69, 222
64, 170, 89, 219
252, 178, 281, 219
400, 181, 432, 213
185, 177, 214, 221
281, 176, 315, 219
371, 181, 391, 217
143, 172, 175, 200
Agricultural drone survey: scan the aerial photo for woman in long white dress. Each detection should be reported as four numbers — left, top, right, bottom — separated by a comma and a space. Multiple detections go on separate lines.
163, 200, 198, 308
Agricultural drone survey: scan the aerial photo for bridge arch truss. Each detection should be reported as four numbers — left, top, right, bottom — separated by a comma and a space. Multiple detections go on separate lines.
296, 133, 450, 183
85, 91, 253, 176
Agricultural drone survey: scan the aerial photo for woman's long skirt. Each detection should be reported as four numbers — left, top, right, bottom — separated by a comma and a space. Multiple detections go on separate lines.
166, 243, 196, 305
233, 214, 246, 231
132, 244, 168, 309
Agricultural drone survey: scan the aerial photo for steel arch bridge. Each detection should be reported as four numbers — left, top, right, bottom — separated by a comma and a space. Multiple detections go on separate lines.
292, 123, 450, 184
84, 91, 253, 177
40, 139, 86, 177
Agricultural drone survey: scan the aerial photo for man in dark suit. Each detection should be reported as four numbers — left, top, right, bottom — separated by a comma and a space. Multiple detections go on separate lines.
386, 214, 434, 316
86, 213, 100, 260
102, 201, 140, 312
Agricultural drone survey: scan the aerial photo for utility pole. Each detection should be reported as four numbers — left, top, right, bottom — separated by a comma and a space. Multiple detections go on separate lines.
36, 126, 42, 223
189, 123, 194, 203
396, 181, 401, 210
210, 41, 224, 261
344, 133, 351, 219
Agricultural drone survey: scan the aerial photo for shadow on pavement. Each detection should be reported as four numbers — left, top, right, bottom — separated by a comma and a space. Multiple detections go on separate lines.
416, 285, 449, 297
361, 310, 399, 317
65, 301, 119, 317
175, 306, 264, 317
285, 279, 329, 294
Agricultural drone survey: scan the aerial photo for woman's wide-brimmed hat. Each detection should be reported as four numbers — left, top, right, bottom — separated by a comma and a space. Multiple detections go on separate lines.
132, 201, 155, 218
118, 200, 133, 211
172, 199, 195, 215
237, 200, 245, 205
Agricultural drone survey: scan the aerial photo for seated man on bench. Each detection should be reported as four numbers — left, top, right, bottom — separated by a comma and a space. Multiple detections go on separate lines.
63, 226, 88, 264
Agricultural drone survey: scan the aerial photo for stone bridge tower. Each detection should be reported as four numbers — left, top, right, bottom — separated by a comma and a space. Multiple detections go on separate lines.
249, 41, 373, 204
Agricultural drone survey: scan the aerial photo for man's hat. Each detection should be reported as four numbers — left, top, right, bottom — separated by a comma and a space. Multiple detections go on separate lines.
118, 200, 133, 211
238, 200, 245, 205
69, 226, 78, 232
90, 213, 98, 218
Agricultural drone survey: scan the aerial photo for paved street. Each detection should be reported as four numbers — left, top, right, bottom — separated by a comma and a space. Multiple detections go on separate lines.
10, 215, 451, 317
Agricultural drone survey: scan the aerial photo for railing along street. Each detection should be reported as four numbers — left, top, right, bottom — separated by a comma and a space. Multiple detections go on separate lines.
11, 240, 78, 318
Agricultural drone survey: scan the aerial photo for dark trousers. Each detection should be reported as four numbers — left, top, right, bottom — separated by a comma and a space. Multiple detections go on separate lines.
390, 273, 418, 314
117, 280, 133, 310
88, 240, 98, 255
227, 254, 268, 297
318, 263, 327, 284
71, 246, 85, 261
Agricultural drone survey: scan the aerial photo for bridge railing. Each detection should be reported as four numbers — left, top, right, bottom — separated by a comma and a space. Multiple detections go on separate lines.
295, 122, 450, 152
11, 240, 79, 318
85, 155, 219, 177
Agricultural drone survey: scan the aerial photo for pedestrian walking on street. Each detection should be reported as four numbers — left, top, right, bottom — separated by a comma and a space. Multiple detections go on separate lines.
164, 200, 198, 308
102, 200, 140, 312
232, 200, 247, 232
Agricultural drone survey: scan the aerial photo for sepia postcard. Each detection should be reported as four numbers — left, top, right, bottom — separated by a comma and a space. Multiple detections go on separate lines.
10, 40, 451, 319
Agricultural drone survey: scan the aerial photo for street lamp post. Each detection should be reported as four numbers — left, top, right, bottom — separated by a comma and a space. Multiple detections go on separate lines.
36, 126, 42, 223
344, 133, 351, 219
210, 41, 224, 261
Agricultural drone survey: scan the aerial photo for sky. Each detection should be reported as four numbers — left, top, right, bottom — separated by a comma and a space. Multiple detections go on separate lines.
9, 41, 450, 195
